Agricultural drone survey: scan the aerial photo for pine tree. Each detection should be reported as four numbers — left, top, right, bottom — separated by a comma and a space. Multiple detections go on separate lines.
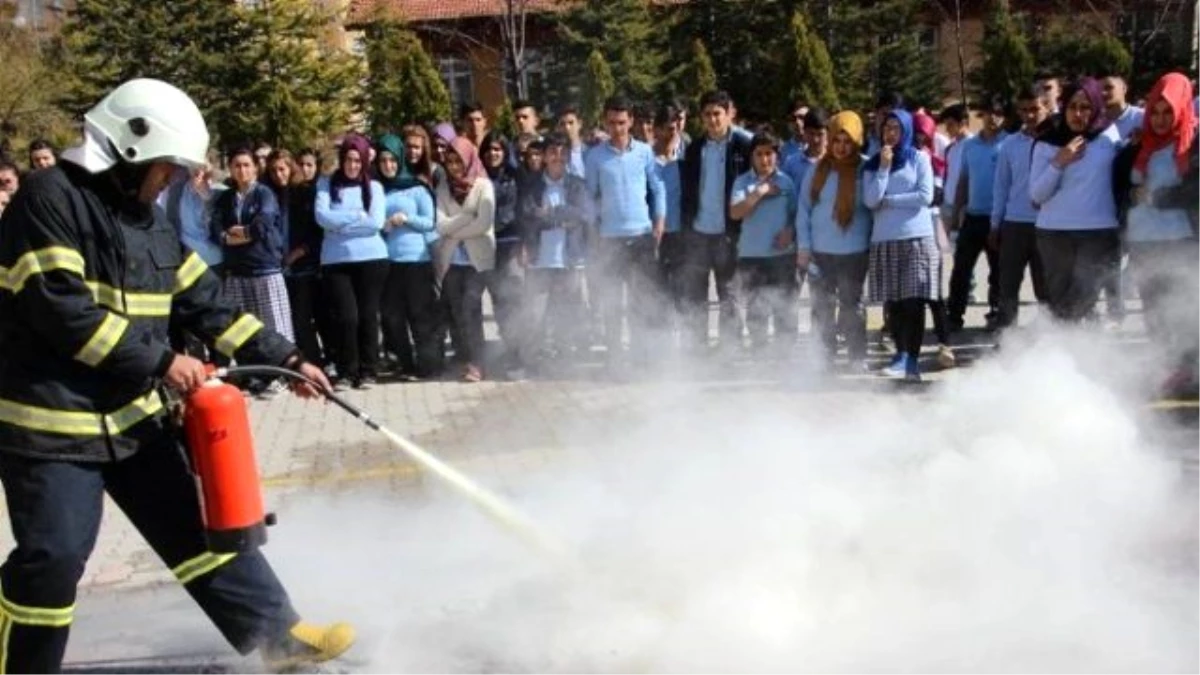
778, 10, 839, 113
235, 0, 362, 151
493, 98, 518, 139
582, 49, 615, 127
57, 0, 252, 145
0, 3, 74, 154
826, 0, 944, 111
556, 0, 666, 101
1037, 29, 1132, 80
363, 11, 452, 133
683, 39, 718, 110
971, 0, 1035, 103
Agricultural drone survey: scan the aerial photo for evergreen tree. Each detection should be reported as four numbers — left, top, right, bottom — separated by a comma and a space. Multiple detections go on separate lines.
363, 10, 452, 133
493, 98, 518, 139
826, 0, 944, 111
682, 39, 718, 111
970, 0, 1035, 103
57, 0, 252, 145
582, 48, 615, 128
0, 3, 74, 154
778, 10, 839, 113
1037, 28, 1132, 81
555, 0, 666, 101
235, 0, 361, 151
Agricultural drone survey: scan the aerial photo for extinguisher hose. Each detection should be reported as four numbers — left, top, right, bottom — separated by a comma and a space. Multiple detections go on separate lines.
211, 365, 572, 562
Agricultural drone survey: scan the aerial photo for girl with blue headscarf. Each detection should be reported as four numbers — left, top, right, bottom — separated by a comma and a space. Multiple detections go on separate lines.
863, 109, 940, 382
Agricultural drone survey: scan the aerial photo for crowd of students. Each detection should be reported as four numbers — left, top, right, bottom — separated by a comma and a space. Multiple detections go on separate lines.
1, 70, 1195, 394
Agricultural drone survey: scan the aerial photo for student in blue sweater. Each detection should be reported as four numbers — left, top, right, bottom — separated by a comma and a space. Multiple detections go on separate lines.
211, 146, 292, 345
991, 85, 1049, 329
480, 131, 528, 378
729, 132, 798, 351
796, 111, 872, 367
518, 133, 591, 369
863, 110, 939, 382
948, 94, 1008, 331
376, 130, 441, 380
654, 103, 687, 334
315, 133, 388, 390
1029, 77, 1122, 323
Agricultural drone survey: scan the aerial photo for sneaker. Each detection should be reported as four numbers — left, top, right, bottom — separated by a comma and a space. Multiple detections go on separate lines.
936, 344, 956, 369
879, 353, 908, 378
332, 380, 349, 393
461, 364, 483, 383
262, 620, 356, 673
904, 357, 923, 382
350, 377, 370, 391
255, 380, 288, 400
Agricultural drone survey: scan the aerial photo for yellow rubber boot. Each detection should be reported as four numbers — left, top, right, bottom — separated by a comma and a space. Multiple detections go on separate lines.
263, 620, 356, 673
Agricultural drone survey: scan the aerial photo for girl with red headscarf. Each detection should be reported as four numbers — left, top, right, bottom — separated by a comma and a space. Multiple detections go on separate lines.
1116, 72, 1198, 397
435, 136, 496, 382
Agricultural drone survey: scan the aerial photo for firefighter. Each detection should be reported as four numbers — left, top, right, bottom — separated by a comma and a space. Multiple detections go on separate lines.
0, 79, 355, 673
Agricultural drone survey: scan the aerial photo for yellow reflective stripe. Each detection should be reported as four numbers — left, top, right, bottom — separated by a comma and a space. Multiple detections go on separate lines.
172, 552, 236, 585
104, 390, 165, 435
74, 312, 129, 367
0, 589, 73, 628
215, 314, 263, 358
0, 612, 10, 674
0, 390, 163, 437
0, 246, 86, 293
85, 282, 172, 317
175, 252, 208, 294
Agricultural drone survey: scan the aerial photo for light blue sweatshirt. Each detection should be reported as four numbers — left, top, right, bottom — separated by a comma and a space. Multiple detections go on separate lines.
179, 184, 225, 266
991, 131, 1039, 228
1112, 105, 1144, 142
960, 132, 1006, 216
1127, 145, 1194, 242
656, 156, 682, 234
730, 169, 796, 258
315, 177, 388, 264
1029, 125, 1120, 231
384, 185, 437, 263
694, 134, 729, 234
782, 153, 820, 196
863, 151, 935, 242
796, 162, 872, 255
584, 139, 666, 238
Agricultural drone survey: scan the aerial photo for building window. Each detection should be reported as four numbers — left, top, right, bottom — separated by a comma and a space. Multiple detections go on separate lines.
438, 56, 474, 109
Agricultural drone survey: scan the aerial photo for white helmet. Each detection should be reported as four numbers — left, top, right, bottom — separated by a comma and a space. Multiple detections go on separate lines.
61, 78, 210, 174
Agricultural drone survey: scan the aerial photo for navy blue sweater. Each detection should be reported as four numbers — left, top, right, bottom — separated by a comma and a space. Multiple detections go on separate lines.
211, 182, 286, 276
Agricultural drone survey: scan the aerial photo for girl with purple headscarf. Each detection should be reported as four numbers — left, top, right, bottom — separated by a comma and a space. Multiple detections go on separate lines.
315, 132, 388, 389
1029, 77, 1122, 323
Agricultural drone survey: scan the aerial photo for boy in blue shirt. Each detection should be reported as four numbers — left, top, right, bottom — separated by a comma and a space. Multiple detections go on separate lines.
948, 94, 1008, 331
729, 133, 798, 350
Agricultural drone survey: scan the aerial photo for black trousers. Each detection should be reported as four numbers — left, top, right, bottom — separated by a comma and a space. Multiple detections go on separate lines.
947, 214, 999, 325
681, 231, 739, 347
738, 255, 798, 344
889, 298, 927, 359
322, 260, 388, 381
594, 234, 660, 357
657, 232, 686, 322
811, 252, 869, 359
482, 241, 526, 366
285, 273, 325, 365
442, 265, 486, 367
522, 268, 586, 356
381, 262, 443, 377
0, 439, 299, 673
1036, 228, 1121, 323
996, 221, 1047, 327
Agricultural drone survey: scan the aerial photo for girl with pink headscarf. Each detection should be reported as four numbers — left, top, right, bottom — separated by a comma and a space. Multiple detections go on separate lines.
435, 136, 496, 382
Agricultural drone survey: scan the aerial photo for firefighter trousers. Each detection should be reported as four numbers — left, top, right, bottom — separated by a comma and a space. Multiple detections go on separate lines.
0, 434, 300, 674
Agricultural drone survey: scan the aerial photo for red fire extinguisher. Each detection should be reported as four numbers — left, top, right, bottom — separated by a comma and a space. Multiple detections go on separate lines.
183, 373, 271, 553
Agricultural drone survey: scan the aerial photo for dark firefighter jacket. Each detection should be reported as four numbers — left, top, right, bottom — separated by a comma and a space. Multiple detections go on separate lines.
0, 163, 297, 462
